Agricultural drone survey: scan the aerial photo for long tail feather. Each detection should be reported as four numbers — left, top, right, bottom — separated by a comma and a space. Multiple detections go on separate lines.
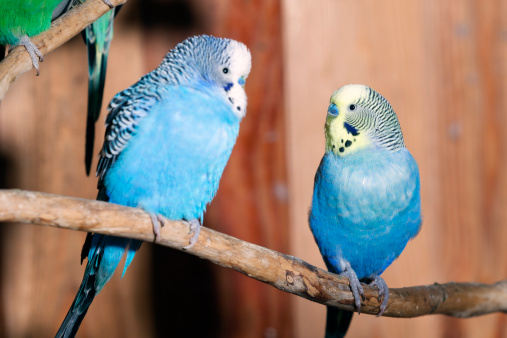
56, 233, 140, 337
84, 9, 115, 175
55, 235, 105, 338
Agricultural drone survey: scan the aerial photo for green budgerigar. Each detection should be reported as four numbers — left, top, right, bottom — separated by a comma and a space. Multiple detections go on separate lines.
0, 0, 65, 75
0, 0, 113, 75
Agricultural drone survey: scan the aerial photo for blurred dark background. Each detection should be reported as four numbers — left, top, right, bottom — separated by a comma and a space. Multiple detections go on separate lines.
1, 0, 506, 337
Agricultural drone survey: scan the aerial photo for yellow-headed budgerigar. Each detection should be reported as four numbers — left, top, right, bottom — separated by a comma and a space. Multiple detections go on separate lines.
55, 35, 251, 337
309, 85, 421, 337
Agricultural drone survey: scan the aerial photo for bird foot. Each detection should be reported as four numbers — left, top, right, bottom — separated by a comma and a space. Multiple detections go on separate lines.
149, 213, 165, 242
340, 265, 365, 314
18, 35, 43, 76
102, 0, 114, 8
182, 219, 201, 250
369, 274, 389, 316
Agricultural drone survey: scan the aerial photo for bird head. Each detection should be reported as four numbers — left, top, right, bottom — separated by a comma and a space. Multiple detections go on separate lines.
163, 35, 251, 119
324, 84, 405, 156
214, 39, 251, 119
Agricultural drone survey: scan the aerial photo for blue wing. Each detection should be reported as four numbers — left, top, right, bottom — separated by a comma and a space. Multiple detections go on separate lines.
104, 84, 240, 221
58, 82, 239, 337
57, 81, 174, 337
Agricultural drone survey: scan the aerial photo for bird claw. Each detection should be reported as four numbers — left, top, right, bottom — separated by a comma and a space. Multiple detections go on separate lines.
182, 219, 201, 250
369, 274, 390, 316
102, 0, 114, 8
149, 213, 165, 242
18, 35, 43, 76
340, 267, 364, 314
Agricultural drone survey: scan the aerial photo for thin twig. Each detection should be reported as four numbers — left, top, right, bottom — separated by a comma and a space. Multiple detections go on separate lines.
0, 189, 506, 318
0, 0, 126, 100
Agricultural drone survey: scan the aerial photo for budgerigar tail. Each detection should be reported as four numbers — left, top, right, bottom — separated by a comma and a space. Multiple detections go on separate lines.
55, 234, 105, 338
325, 307, 353, 338
56, 233, 141, 338
55, 250, 98, 338
84, 9, 115, 175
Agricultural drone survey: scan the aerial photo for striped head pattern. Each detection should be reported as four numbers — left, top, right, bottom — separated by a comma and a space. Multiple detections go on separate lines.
155, 35, 252, 119
324, 84, 405, 156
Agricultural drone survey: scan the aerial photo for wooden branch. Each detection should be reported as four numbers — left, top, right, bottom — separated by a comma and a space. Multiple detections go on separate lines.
0, 189, 506, 318
0, 0, 126, 100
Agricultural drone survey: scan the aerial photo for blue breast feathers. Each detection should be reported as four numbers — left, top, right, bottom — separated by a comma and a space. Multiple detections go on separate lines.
104, 85, 240, 221
309, 148, 421, 278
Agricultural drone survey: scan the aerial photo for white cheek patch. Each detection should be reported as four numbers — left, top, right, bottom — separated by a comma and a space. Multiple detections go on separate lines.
223, 40, 251, 119
226, 84, 247, 119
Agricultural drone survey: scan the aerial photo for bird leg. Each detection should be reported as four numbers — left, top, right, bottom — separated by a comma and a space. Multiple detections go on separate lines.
340, 263, 365, 314
149, 213, 165, 242
369, 274, 389, 316
17, 35, 43, 76
182, 219, 201, 250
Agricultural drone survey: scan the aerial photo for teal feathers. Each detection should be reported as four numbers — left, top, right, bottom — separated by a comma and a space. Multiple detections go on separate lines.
81, 3, 117, 175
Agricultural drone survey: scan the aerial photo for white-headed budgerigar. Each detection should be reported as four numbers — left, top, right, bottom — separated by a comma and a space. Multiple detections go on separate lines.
309, 84, 421, 337
0, 0, 113, 75
55, 35, 251, 337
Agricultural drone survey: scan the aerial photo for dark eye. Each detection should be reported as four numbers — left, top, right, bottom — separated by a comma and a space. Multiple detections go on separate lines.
223, 67, 229, 74
349, 104, 356, 111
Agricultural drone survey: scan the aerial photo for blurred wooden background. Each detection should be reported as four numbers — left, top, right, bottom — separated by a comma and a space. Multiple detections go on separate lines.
0, 0, 506, 337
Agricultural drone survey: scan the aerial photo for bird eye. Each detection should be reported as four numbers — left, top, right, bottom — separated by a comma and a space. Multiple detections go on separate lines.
349, 104, 356, 111
223, 67, 229, 74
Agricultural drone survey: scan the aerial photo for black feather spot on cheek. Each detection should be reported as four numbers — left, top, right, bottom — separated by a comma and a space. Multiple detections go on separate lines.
229, 97, 234, 103
339, 147, 345, 153
341, 139, 343, 143
345, 140, 352, 147
332, 145, 335, 149
237, 106, 241, 111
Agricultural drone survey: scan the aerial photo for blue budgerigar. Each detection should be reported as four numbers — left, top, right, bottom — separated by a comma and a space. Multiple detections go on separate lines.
309, 85, 421, 337
56, 35, 251, 337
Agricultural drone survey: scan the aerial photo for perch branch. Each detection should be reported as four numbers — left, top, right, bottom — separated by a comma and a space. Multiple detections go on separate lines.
0, 0, 126, 100
0, 189, 506, 318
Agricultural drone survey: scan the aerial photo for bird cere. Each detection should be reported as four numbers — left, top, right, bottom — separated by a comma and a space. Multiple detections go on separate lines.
56, 35, 251, 337
309, 84, 421, 337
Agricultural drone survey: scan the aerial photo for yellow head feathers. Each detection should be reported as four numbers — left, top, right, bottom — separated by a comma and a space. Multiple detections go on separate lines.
324, 84, 405, 156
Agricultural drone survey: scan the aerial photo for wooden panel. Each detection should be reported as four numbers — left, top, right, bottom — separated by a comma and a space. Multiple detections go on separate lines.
283, 0, 507, 337
208, 1, 291, 337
